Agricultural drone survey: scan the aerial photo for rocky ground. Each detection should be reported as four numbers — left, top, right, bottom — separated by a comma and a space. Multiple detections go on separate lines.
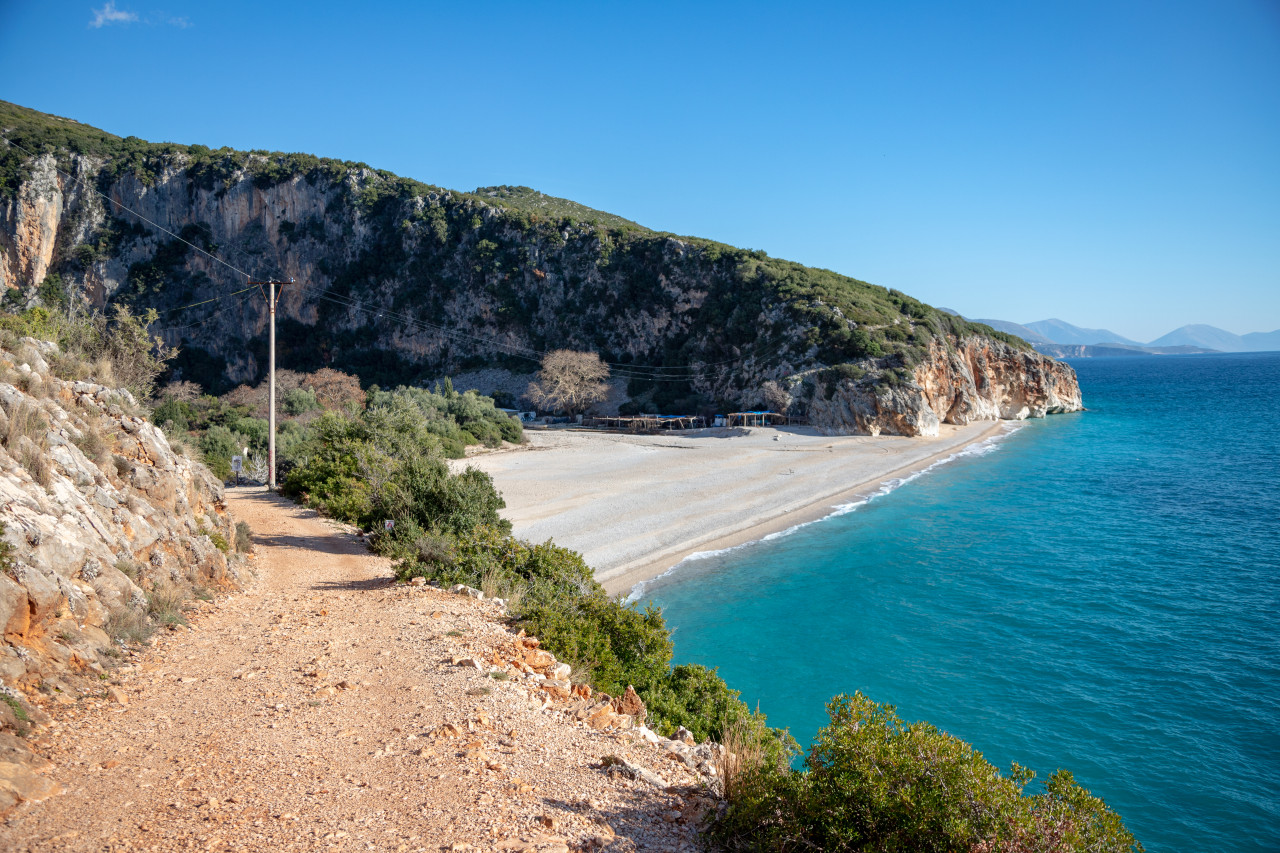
0, 488, 719, 852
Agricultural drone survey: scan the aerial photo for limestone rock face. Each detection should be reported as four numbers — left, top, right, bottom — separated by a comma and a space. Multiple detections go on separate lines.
808, 336, 1083, 436
0, 339, 242, 693
0, 155, 64, 293
0, 143, 1082, 432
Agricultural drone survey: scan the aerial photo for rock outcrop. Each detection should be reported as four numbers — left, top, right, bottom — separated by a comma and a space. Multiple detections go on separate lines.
0, 337, 243, 810
808, 336, 1083, 436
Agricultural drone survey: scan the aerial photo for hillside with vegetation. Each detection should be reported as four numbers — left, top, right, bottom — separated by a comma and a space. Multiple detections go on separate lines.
0, 99, 1081, 438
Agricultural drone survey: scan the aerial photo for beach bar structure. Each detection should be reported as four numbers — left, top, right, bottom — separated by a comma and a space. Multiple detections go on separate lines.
587, 414, 705, 433
725, 411, 791, 427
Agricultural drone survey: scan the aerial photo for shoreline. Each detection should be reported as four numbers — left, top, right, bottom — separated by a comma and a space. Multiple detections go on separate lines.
600, 420, 1007, 596
459, 420, 1008, 598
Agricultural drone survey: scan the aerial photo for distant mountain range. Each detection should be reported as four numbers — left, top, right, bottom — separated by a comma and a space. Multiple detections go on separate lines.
964, 316, 1280, 356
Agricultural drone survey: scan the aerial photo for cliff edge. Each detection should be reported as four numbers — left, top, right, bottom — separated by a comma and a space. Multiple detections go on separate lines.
808, 336, 1083, 436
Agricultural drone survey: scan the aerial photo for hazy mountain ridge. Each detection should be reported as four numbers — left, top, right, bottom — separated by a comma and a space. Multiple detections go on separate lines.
972, 315, 1279, 355
1148, 324, 1280, 353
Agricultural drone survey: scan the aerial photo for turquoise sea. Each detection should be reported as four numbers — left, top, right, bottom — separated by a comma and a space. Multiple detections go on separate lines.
641, 352, 1280, 853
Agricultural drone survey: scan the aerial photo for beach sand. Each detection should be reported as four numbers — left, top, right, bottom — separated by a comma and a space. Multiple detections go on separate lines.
460, 421, 1005, 595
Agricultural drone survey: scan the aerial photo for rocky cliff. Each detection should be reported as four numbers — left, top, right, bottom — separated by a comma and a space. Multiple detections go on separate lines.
808, 337, 1083, 436
0, 336, 243, 811
0, 100, 1082, 434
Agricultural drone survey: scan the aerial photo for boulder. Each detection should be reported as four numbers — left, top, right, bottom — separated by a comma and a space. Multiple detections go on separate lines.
610, 684, 646, 724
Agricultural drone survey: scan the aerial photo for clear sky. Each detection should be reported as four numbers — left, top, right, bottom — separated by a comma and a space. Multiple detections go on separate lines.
2, 0, 1277, 341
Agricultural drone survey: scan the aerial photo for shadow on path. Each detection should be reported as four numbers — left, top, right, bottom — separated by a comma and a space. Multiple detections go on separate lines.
311, 577, 394, 592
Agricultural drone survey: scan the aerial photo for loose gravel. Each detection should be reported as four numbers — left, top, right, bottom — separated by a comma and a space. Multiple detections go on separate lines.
0, 488, 714, 852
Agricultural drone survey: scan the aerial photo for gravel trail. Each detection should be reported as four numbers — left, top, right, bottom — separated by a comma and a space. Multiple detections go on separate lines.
0, 488, 709, 852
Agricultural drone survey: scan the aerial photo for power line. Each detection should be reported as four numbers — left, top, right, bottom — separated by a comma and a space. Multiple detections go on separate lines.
312, 287, 797, 381
153, 288, 258, 336
2, 134, 792, 380
0, 135, 256, 281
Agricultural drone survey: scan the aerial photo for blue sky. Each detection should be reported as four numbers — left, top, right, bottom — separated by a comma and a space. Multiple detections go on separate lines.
1, 0, 1277, 340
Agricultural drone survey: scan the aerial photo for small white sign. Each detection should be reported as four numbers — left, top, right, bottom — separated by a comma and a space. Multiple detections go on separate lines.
230, 455, 243, 473
384, 519, 395, 531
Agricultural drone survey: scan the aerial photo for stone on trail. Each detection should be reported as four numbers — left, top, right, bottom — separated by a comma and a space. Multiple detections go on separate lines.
601, 754, 666, 789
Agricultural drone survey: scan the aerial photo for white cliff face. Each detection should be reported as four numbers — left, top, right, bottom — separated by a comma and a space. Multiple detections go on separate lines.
0, 339, 242, 694
807, 336, 1084, 436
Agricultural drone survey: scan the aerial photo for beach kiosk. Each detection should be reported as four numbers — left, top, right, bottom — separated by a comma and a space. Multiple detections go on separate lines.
726, 411, 788, 427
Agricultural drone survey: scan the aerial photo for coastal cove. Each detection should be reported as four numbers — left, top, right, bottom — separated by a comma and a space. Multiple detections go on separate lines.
642, 352, 1280, 853
461, 420, 1004, 595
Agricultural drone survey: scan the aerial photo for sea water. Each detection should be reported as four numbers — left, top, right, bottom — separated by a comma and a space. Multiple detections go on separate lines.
641, 352, 1280, 853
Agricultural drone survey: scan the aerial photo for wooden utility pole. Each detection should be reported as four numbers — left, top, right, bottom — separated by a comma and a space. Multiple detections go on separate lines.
251, 278, 294, 490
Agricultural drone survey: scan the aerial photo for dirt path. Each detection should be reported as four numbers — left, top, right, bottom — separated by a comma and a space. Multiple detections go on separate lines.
0, 489, 709, 853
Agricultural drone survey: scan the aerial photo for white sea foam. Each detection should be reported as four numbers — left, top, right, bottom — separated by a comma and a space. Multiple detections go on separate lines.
624, 423, 1024, 603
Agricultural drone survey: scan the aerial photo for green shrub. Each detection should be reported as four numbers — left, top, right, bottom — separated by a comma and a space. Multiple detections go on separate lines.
204, 529, 229, 553
151, 397, 191, 431
640, 663, 755, 742
282, 405, 507, 534
519, 593, 672, 697
2, 695, 30, 723
709, 693, 1142, 853
198, 424, 250, 480
0, 521, 14, 578
282, 386, 320, 415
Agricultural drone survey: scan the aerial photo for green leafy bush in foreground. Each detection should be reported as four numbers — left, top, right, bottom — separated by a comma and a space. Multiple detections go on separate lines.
710, 692, 1142, 853
280, 401, 510, 534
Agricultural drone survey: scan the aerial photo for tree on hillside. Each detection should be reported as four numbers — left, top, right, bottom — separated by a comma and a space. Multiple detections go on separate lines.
304, 368, 366, 411
526, 350, 610, 416
758, 379, 792, 414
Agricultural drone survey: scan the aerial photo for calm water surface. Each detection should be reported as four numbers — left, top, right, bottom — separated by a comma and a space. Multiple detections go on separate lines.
643, 352, 1280, 853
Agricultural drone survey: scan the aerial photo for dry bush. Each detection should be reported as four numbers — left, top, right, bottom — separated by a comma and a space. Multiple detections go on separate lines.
164, 432, 196, 459
146, 582, 188, 627
234, 521, 252, 553
219, 383, 262, 413
479, 568, 527, 609
304, 368, 366, 411
4, 400, 47, 447
71, 419, 111, 466
157, 380, 202, 403
105, 606, 153, 645
758, 379, 793, 414
50, 351, 91, 382
19, 438, 52, 489
246, 454, 269, 482
15, 371, 47, 398
714, 716, 785, 801
14, 344, 40, 368
3, 401, 52, 487
90, 356, 117, 388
